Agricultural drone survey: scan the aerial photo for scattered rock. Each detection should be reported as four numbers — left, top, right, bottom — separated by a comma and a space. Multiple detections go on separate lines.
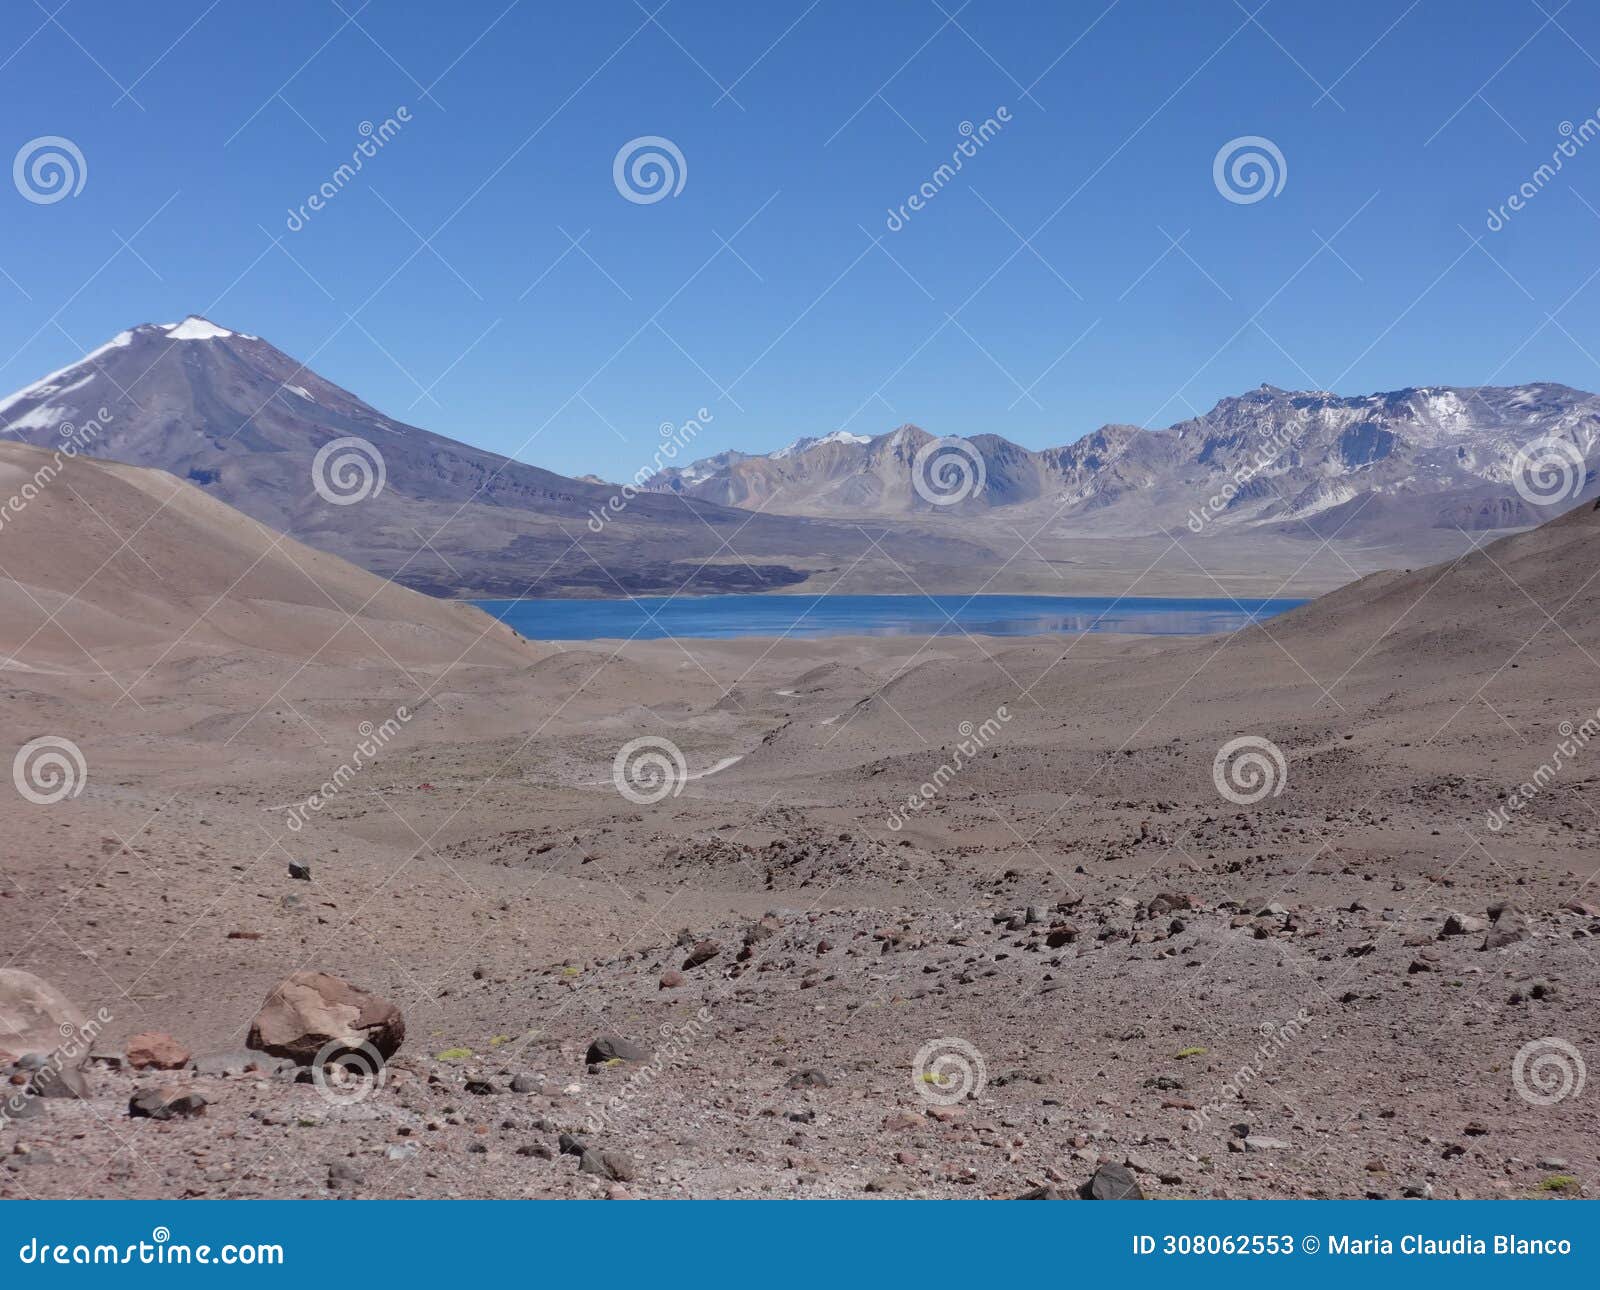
658, 969, 686, 989
578, 1147, 635, 1181
326, 1161, 362, 1190
245, 971, 405, 1065
10, 1054, 87, 1100
1482, 905, 1530, 950
191, 1050, 291, 1078
125, 1032, 191, 1071
682, 940, 721, 969
585, 1035, 649, 1065
1081, 1161, 1143, 1199
129, 1086, 207, 1120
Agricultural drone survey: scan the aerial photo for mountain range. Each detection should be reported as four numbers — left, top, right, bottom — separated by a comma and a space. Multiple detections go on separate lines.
0, 319, 984, 599
644, 386, 1600, 539
2, 316, 1595, 599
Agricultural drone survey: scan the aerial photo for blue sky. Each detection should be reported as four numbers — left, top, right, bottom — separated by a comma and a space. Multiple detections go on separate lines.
2, 0, 1599, 479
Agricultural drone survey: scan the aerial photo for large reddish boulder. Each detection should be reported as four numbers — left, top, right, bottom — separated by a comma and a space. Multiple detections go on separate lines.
245, 972, 404, 1065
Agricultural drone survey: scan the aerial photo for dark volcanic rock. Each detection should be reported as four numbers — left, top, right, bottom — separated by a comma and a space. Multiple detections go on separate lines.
682, 939, 721, 969
586, 1034, 649, 1064
129, 1086, 207, 1120
1080, 1161, 1144, 1199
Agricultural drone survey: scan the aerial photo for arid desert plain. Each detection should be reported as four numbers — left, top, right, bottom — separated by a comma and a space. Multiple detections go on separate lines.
2, 443, 1597, 1200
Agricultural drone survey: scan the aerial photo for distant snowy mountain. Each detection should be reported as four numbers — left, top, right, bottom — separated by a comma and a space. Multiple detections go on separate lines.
0, 317, 979, 597
4, 316, 1593, 598
638, 384, 1600, 534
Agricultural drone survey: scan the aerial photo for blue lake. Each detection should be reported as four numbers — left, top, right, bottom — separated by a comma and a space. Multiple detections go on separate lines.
472, 593, 1307, 641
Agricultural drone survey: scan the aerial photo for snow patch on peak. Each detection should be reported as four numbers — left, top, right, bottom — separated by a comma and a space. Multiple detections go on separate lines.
165, 317, 235, 341
0, 331, 132, 420
771, 429, 871, 460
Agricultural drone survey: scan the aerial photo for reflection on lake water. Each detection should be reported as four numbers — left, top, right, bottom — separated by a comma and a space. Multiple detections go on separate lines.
471, 593, 1307, 641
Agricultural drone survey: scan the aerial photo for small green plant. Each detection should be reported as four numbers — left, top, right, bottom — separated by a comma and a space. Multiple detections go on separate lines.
1539, 1175, 1579, 1193
435, 1047, 472, 1061
1176, 1046, 1207, 1059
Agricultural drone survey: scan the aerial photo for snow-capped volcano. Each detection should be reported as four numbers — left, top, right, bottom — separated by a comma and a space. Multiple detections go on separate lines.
0, 318, 973, 597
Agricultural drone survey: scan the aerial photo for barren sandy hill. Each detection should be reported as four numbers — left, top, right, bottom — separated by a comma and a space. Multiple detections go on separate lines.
0, 442, 529, 674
